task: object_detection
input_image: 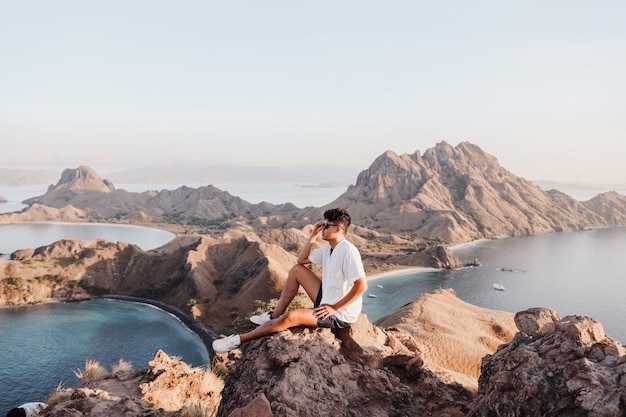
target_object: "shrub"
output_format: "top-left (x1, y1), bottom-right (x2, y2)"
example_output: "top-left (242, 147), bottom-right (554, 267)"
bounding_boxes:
top-left (73, 359), bottom-right (110, 383)
top-left (180, 400), bottom-right (216, 417)
top-left (111, 358), bottom-right (133, 374)
top-left (8, 277), bottom-right (23, 286)
top-left (46, 382), bottom-right (72, 407)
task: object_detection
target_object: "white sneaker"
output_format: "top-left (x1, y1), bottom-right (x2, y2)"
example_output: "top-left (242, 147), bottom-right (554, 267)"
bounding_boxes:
top-left (212, 334), bottom-right (241, 353)
top-left (250, 311), bottom-right (274, 325)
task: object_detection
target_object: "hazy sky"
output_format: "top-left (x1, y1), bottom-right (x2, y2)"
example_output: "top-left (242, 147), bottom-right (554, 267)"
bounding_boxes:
top-left (1, 1), bottom-right (625, 184)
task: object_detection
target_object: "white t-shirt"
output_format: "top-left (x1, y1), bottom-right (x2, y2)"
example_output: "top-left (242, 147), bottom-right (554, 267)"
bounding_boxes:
top-left (308, 238), bottom-right (366, 324)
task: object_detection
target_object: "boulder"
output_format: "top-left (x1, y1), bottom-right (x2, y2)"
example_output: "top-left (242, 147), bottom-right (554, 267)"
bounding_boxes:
top-left (469, 311), bottom-right (626, 416)
top-left (514, 307), bottom-right (561, 338)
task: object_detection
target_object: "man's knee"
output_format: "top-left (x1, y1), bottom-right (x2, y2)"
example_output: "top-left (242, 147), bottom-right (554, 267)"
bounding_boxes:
top-left (288, 263), bottom-right (308, 277)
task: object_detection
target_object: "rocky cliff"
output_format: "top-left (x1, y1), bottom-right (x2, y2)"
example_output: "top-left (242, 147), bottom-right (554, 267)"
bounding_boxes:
top-left (468, 308), bottom-right (626, 416)
top-left (37, 290), bottom-right (626, 417)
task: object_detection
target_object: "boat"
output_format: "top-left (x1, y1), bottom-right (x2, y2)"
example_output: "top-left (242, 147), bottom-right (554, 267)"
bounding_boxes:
top-left (493, 283), bottom-right (505, 291)
top-left (367, 294), bottom-right (378, 298)
top-left (376, 284), bottom-right (384, 288)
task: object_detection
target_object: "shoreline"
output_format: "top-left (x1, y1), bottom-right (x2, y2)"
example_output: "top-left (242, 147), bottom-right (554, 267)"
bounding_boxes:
top-left (100, 295), bottom-right (218, 361)
top-left (366, 266), bottom-right (438, 282)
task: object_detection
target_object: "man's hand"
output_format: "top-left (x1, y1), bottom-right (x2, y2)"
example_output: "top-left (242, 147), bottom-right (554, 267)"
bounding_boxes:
top-left (314, 304), bottom-right (337, 320)
top-left (310, 222), bottom-right (324, 240)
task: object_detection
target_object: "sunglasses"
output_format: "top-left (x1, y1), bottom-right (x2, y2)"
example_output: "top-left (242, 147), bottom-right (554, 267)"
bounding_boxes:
top-left (322, 222), bottom-right (341, 230)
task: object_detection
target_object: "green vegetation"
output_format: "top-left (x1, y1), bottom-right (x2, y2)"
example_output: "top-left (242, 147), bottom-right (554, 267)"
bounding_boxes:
top-left (7, 277), bottom-right (23, 286)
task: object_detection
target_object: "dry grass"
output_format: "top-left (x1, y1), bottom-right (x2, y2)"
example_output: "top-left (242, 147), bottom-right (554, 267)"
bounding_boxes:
top-left (180, 400), bottom-right (216, 417)
top-left (46, 382), bottom-right (73, 407)
top-left (73, 358), bottom-right (110, 383)
top-left (111, 358), bottom-right (133, 374)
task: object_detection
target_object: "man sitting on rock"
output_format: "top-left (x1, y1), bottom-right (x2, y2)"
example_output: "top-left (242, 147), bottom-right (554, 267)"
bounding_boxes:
top-left (212, 207), bottom-right (368, 353)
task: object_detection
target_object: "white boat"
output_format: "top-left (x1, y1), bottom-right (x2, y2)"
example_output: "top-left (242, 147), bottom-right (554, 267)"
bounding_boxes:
top-left (367, 294), bottom-right (378, 298)
top-left (376, 284), bottom-right (384, 288)
top-left (493, 283), bottom-right (505, 291)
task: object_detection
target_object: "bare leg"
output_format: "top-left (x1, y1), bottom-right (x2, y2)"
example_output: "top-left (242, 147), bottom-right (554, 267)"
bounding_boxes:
top-left (241, 308), bottom-right (318, 343)
top-left (271, 264), bottom-right (321, 318)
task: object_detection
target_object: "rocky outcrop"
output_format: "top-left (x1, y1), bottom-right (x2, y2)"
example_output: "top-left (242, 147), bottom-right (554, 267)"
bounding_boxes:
top-left (42, 350), bottom-right (223, 417)
top-left (468, 307), bottom-right (626, 416)
top-left (216, 314), bottom-right (474, 417)
top-left (32, 290), bottom-right (626, 417)
top-left (0, 195), bottom-right (7, 203)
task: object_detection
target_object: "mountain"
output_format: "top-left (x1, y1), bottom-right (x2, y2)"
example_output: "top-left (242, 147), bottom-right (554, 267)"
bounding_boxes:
top-left (7, 142), bottom-right (626, 245)
top-left (22, 166), bottom-right (298, 223)
top-left (324, 141), bottom-right (623, 243)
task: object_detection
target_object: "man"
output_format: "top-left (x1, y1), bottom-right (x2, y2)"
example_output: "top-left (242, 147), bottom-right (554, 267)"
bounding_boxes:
top-left (6, 402), bottom-right (47, 417)
top-left (212, 207), bottom-right (367, 353)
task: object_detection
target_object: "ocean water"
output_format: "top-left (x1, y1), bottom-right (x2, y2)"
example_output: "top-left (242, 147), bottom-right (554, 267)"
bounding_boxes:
top-left (0, 222), bottom-right (175, 260)
top-left (363, 227), bottom-right (626, 344)
top-left (0, 299), bottom-right (209, 415)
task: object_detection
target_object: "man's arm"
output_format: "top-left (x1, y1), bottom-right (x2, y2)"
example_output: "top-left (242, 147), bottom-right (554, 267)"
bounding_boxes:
top-left (332, 277), bottom-right (368, 312)
top-left (297, 222), bottom-right (324, 264)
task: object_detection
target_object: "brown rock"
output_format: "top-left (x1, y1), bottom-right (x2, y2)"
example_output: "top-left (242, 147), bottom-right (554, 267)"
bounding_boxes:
top-left (557, 315), bottom-right (606, 346)
top-left (227, 394), bottom-right (273, 417)
top-left (514, 307), bottom-right (561, 338)
top-left (469, 313), bottom-right (626, 416)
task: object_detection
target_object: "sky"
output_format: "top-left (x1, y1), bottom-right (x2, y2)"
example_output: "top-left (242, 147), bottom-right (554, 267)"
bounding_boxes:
top-left (1, 1), bottom-right (625, 185)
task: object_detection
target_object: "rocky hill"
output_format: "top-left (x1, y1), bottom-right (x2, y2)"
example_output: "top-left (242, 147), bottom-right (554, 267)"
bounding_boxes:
top-left (20, 165), bottom-right (298, 224)
top-left (0, 227), bottom-right (460, 330)
top-left (36, 290), bottom-right (626, 417)
top-left (325, 142), bottom-right (624, 243)
top-left (7, 142), bottom-right (626, 247)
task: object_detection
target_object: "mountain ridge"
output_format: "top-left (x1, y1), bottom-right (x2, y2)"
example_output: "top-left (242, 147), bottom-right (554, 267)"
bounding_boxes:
top-left (7, 141), bottom-right (626, 246)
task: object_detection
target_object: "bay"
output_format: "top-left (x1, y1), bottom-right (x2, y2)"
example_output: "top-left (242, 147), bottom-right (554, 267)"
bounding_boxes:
top-left (0, 222), bottom-right (175, 260)
top-left (0, 299), bottom-right (209, 415)
top-left (363, 227), bottom-right (626, 344)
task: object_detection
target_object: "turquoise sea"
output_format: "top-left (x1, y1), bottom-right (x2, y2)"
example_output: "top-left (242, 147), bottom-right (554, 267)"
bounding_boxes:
top-left (0, 299), bottom-right (209, 415)
top-left (364, 227), bottom-right (626, 344)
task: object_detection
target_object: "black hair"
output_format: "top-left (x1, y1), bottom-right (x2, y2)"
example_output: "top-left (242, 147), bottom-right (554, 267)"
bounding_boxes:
top-left (323, 208), bottom-right (351, 231)
top-left (6, 408), bottom-right (26, 417)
